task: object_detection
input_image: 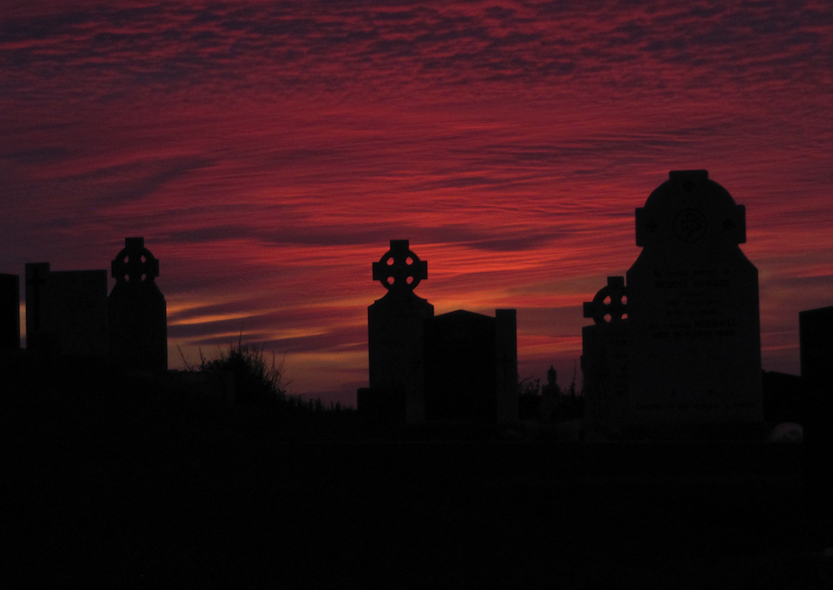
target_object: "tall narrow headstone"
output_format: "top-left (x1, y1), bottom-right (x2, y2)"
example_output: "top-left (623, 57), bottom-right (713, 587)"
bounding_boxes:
top-left (800, 306), bottom-right (833, 518)
top-left (108, 237), bottom-right (167, 373)
top-left (25, 262), bottom-right (109, 357)
top-left (626, 170), bottom-right (762, 425)
top-left (495, 308), bottom-right (519, 423)
top-left (0, 273), bottom-right (20, 350)
top-left (365, 240), bottom-right (433, 423)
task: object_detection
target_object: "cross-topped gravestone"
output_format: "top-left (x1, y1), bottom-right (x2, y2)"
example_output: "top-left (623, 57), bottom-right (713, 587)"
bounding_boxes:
top-left (583, 276), bottom-right (628, 325)
top-left (112, 237), bottom-right (160, 285)
top-left (626, 170), bottom-right (762, 426)
top-left (582, 276), bottom-right (630, 434)
top-left (108, 237), bottom-right (167, 373)
top-left (363, 240), bottom-right (434, 422)
top-left (372, 239), bottom-right (428, 293)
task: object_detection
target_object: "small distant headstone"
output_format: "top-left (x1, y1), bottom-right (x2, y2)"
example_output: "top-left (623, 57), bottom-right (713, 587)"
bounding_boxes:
top-left (800, 305), bottom-right (833, 518)
top-left (25, 262), bottom-right (108, 357)
top-left (0, 273), bottom-right (20, 350)
top-left (423, 309), bottom-right (518, 423)
top-left (626, 170), bottom-right (762, 425)
top-left (108, 237), bottom-right (167, 373)
top-left (365, 240), bottom-right (434, 422)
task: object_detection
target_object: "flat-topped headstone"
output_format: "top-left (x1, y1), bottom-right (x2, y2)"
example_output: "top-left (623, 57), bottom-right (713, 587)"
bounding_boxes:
top-left (25, 262), bottom-right (108, 357)
top-left (423, 309), bottom-right (518, 423)
top-left (365, 240), bottom-right (434, 422)
top-left (108, 237), bottom-right (168, 373)
top-left (0, 273), bottom-right (20, 350)
top-left (626, 170), bottom-right (762, 424)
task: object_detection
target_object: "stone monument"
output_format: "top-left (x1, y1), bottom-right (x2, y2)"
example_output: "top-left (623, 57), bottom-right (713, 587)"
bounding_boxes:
top-left (626, 170), bottom-right (762, 425)
top-left (799, 305), bottom-right (833, 518)
top-left (108, 237), bottom-right (168, 374)
top-left (364, 240), bottom-right (434, 423)
top-left (582, 276), bottom-right (630, 432)
top-left (0, 273), bottom-right (20, 350)
top-left (423, 309), bottom-right (518, 423)
top-left (25, 262), bottom-right (109, 358)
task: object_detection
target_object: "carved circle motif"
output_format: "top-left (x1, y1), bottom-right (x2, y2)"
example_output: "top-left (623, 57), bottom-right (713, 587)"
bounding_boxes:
top-left (587, 282), bottom-right (627, 325)
top-left (673, 208), bottom-right (707, 243)
top-left (112, 242), bottom-right (159, 284)
top-left (373, 242), bottom-right (426, 292)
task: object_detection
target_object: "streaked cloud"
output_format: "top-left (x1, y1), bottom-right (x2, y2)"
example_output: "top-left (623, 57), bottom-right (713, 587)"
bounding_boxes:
top-left (1, 1), bottom-right (831, 403)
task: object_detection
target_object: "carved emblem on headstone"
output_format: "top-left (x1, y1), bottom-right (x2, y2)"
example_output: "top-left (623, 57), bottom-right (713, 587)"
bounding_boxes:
top-left (112, 237), bottom-right (159, 284)
top-left (673, 208), bottom-right (707, 242)
top-left (583, 276), bottom-right (627, 325)
top-left (108, 237), bottom-right (167, 373)
top-left (372, 239), bottom-right (427, 292)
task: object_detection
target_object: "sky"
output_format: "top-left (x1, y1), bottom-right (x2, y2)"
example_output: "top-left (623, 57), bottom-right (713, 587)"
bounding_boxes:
top-left (2, 0), bottom-right (832, 405)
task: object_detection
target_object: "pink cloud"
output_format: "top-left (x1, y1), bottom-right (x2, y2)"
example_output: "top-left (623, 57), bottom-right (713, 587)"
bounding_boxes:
top-left (1, 1), bottom-right (831, 404)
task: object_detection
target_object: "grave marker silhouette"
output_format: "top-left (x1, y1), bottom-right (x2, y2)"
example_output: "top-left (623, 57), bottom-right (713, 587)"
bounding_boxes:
top-left (24, 262), bottom-right (108, 358)
top-left (361, 240), bottom-right (519, 424)
top-left (423, 308), bottom-right (518, 423)
top-left (364, 240), bottom-right (434, 422)
top-left (799, 306), bottom-right (833, 518)
top-left (582, 171), bottom-right (763, 435)
top-left (108, 237), bottom-right (167, 374)
top-left (627, 170), bottom-right (762, 425)
top-left (582, 276), bottom-right (630, 432)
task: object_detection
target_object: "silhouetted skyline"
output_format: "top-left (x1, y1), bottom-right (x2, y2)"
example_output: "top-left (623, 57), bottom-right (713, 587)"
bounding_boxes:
top-left (2, 1), bottom-right (832, 405)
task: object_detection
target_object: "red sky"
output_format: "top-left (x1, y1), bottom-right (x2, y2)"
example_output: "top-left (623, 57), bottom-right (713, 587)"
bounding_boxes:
top-left (2, 1), bottom-right (832, 404)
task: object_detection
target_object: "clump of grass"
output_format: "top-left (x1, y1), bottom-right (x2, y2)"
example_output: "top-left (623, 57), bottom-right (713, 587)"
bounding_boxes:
top-left (180, 336), bottom-right (349, 412)
top-left (181, 336), bottom-right (287, 406)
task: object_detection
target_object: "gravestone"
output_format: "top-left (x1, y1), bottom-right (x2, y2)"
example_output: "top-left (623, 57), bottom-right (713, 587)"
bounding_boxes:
top-left (494, 309), bottom-right (519, 422)
top-left (0, 273), bottom-right (20, 350)
top-left (626, 170), bottom-right (762, 425)
top-left (365, 240), bottom-right (434, 423)
top-left (108, 237), bottom-right (168, 374)
top-left (25, 262), bottom-right (109, 357)
top-left (799, 306), bottom-right (833, 518)
top-left (423, 309), bottom-right (518, 423)
top-left (582, 276), bottom-right (630, 433)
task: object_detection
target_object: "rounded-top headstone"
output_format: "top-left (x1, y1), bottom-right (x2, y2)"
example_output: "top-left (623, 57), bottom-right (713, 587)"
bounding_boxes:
top-left (635, 170), bottom-right (746, 249)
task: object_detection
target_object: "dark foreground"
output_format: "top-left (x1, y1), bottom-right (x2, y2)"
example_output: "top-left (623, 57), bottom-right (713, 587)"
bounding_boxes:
top-left (5, 374), bottom-right (831, 588)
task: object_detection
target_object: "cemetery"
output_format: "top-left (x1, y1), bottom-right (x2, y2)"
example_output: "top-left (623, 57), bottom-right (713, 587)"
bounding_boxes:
top-left (3, 173), bottom-right (833, 587)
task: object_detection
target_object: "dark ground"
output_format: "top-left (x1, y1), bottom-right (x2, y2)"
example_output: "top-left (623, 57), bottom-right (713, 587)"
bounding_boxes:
top-left (4, 367), bottom-right (831, 588)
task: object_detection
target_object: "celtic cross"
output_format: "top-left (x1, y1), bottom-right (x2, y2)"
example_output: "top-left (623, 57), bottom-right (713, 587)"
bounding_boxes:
top-left (372, 240), bottom-right (427, 293)
top-left (583, 276), bottom-right (627, 325)
top-left (112, 237), bottom-right (159, 284)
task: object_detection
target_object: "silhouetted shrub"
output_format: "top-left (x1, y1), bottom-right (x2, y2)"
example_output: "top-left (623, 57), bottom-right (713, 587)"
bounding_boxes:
top-left (197, 339), bottom-right (288, 406)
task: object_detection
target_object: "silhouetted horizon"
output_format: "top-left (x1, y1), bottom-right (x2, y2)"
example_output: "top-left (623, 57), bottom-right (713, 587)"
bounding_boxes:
top-left (2, 1), bottom-right (831, 406)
